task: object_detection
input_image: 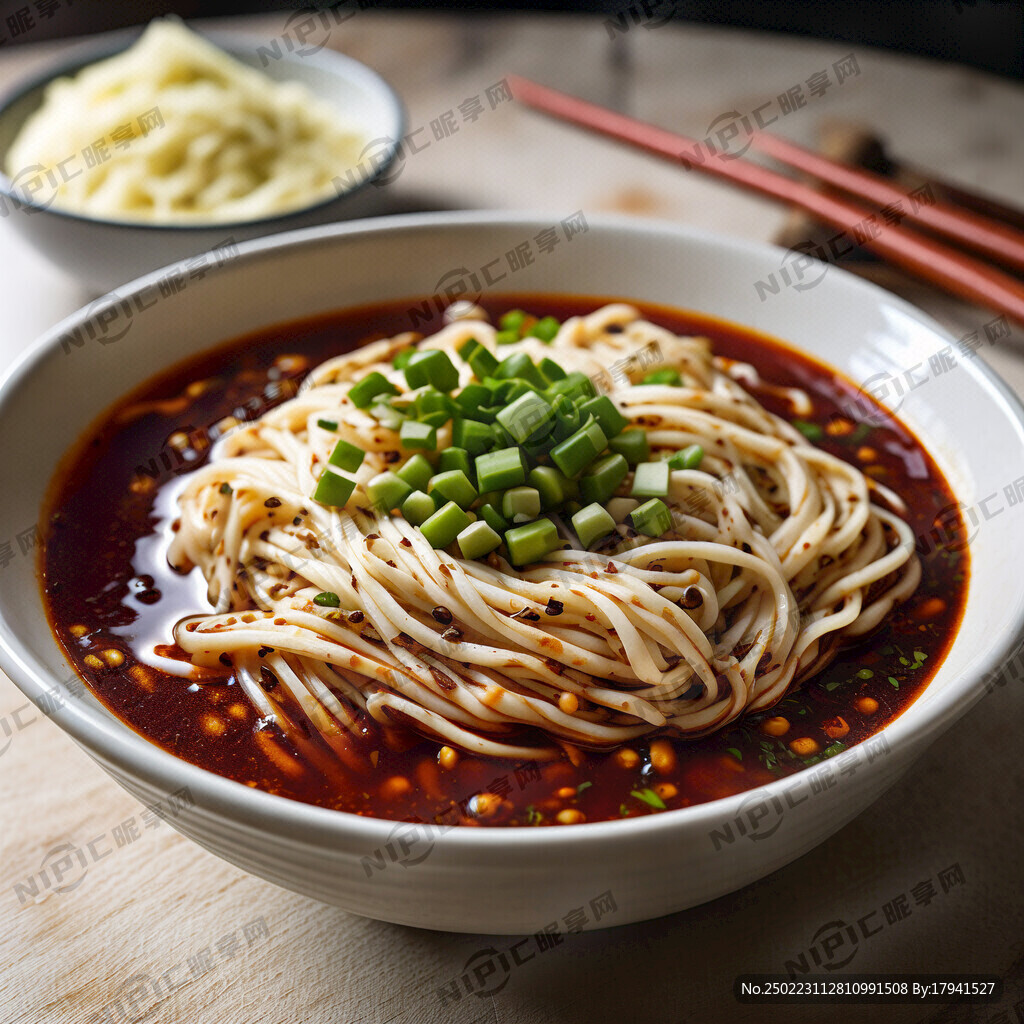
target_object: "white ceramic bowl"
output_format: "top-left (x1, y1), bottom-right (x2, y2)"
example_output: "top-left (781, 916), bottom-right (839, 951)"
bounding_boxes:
top-left (0, 26), bottom-right (404, 292)
top-left (1, 213), bottom-right (1022, 934)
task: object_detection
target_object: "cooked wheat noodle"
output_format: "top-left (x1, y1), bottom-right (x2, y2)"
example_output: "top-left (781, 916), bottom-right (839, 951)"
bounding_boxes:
top-left (165, 303), bottom-right (920, 760)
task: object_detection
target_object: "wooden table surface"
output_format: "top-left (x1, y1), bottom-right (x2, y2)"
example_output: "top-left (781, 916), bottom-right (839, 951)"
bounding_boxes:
top-left (2, 12), bottom-right (1023, 1024)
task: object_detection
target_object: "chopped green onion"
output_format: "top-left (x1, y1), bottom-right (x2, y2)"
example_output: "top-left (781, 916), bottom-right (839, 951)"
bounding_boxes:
top-left (219, 482), bottom-right (232, 495)
top-left (549, 394), bottom-right (582, 442)
top-left (392, 349), bottom-right (415, 370)
top-left (438, 446), bottom-right (473, 480)
top-left (349, 372), bottom-right (398, 408)
top-left (316, 418), bottom-right (338, 431)
top-left (400, 420), bottom-right (437, 451)
top-left (631, 461), bottom-right (670, 498)
top-left (547, 371), bottom-right (596, 404)
top-left (401, 489), bottom-right (437, 526)
top-left (609, 428), bottom-right (650, 466)
top-left (428, 469), bottom-right (478, 509)
top-left (478, 502), bottom-right (510, 534)
top-left (420, 501), bottom-right (472, 549)
top-left (495, 328), bottom-right (520, 346)
top-left (505, 518), bottom-right (561, 567)
top-left (606, 497), bottom-right (639, 523)
top-left (368, 402), bottom-right (405, 431)
top-left (538, 357), bottom-right (567, 384)
top-left (457, 520), bottom-right (502, 559)
top-left (550, 418), bottom-right (608, 478)
top-left (580, 452), bottom-right (629, 505)
top-left (578, 395), bottom-right (628, 440)
top-left (528, 315), bottom-right (560, 343)
top-left (404, 350), bottom-right (459, 392)
top-left (641, 368), bottom-right (682, 387)
top-left (630, 498), bottom-right (673, 537)
top-left (494, 352), bottom-right (546, 390)
top-left (455, 381), bottom-right (491, 413)
top-left (497, 391), bottom-right (554, 444)
top-left (667, 444), bottom-right (704, 471)
top-left (498, 309), bottom-right (527, 334)
top-left (396, 454), bottom-right (433, 492)
top-left (451, 418), bottom-right (494, 456)
top-left (528, 466), bottom-right (568, 510)
top-left (631, 787), bottom-right (666, 810)
top-left (792, 420), bottom-right (824, 441)
top-left (502, 486), bottom-right (542, 523)
top-left (366, 471), bottom-right (412, 512)
top-left (313, 591), bottom-right (341, 607)
top-left (476, 447), bottom-right (528, 492)
top-left (457, 337), bottom-right (482, 361)
top-left (572, 503), bottom-right (616, 549)
top-left (312, 466), bottom-right (355, 508)
top-left (468, 346), bottom-right (500, 379)
top-left (327, 438), bottom-right (365, 474)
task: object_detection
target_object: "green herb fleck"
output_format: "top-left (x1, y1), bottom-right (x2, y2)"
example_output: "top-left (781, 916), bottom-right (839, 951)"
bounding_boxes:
top-left (792, 420), bottom-right (824, 441)
top-left (889, 676), bottom-right (900, 688)
top-left (576, 781), bottom-right (593, 795)
top-left (630, 788), bottom-right (667, 810)
top-left (313, 591), bottom-right (341, 608)
top-left (725, 747), bottom-right (743, 761)
top-left (219, 482), bottom-right (232, 495)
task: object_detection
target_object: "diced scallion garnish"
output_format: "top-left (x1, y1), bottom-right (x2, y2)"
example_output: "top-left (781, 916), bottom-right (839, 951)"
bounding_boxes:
top-left (667, 444), bottom-right (704, 471)
top-left (457, 520), bottom-right (502, 559)
top-left (580, 452), bottom-right (628, 505)
top-left (396, 453), bottom-right (433, 492)
top-left (403, 350), bottom-right (459, 392)
top-left (313, 591), bottom-right (341, 607)
top-left (609, 428), bottom-right (649, 466)
top-left (328, 438), bottom-right (365, 473)
top-left (420, 501), bottom-right (472, 549)
top-left (312, 466), bottom-right (355, 507)
top-left (428, 470), bottom-right (478, 509)
top-left (630, 498), bottom-right (673, 537)
top-left (641, 368), bottom-right (682, 386)
top-left (550, 418), bottom-right (607, 478)
top-left (367, 471), bottom-right (412, 512)
top-left (339, 311), bottom-right (705, 564)
top-left (505, 518), bottom-right (560, 567)
top-left (400, 420), bottom-right (437, 451)
top-left (349, 372), bottom-right (398, 408)
top-left (502, 486), bottom-right (541, 523)
top-left (572, 503), bottom-right (616, 548)
top-left (401, 489), bottom-right (437, 526)
top-left (631, 461), bottom-right (670, 498)
top-left (476, 447), bottom-right (528, 492)
top-left (317, 418), bottom-right (338, 431)
top-left (528, 316), bottom-right (560, 342)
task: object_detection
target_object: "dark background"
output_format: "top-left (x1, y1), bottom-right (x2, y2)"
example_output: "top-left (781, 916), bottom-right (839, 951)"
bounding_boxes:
top-left (1, 0), bottom-right (1022, 80)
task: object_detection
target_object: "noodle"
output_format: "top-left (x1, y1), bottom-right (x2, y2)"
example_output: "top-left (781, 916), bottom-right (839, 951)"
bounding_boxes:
top-left (166, 304), bottom-right (921, 760)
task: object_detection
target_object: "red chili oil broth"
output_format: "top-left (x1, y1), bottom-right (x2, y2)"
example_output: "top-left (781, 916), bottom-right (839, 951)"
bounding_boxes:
top-left (40, 295), bottom-right (969, 827)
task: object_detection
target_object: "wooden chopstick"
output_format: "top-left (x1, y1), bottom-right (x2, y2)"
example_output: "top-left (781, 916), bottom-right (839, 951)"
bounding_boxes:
top-left (507, 74), bottom-right (1024, 327)
top-left (749, 131), bottom-right (1024, 275)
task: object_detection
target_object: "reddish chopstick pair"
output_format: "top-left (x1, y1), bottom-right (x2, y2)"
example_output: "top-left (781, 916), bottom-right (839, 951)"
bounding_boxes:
top-left (507, 74), bottom-right (1024, 328)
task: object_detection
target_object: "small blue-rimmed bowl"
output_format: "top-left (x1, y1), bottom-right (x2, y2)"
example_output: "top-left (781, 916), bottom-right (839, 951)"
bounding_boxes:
top-left (0, 25), bottom-right (405, 292)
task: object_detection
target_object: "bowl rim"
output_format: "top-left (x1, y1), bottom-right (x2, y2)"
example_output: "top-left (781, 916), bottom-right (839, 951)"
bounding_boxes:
top-left (0, 23), bottom-right (406, 231)
top-left (2, 209), bottom-right (1024, 851)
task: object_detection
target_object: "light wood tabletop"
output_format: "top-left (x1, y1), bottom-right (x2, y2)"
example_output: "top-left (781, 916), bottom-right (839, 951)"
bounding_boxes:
top-left (1, 11), bottom-right (1023, 1024)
